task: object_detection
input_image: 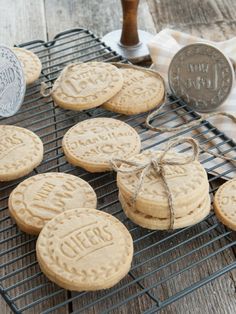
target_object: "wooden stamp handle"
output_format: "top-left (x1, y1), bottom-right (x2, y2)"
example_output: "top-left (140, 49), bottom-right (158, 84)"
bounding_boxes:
top-left (120, 0), bottom-right (140, 46)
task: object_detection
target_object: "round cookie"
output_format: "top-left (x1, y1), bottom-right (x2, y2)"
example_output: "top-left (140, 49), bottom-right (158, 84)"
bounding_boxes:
top-left (0, 125), bottom-right (43, 181)
top-left (213, 179), bottom-right (236, 231)
top-left (51, 62), bottom-right (123, 110)
top-left (117, 150), bottom-right (209, 217)
top-left (36, 208), bottom-right (133, 291)
top-left (9, 173), bottom-right (97, 235)
top-left (103, 64), bottom-right (165, 115)
top-left (120, 192), bottom-right (211, 230)
top-left (62, 117), bottom-right (141, 172)
top-left (12, 47), bottom-right (42, 85)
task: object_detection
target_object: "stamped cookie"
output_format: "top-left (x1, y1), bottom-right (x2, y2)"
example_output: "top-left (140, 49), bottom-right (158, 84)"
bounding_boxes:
top-left (12, 47), bottom-right (42, 85)
top-left (103, 63), bottom-right (165, 115)
top-left (214, 179), bottom-right (236, 230)
top-left (117, 150), bottom-right (209, 217)
top-left (0, 125), bottom-right (43, 181)
top-left (36, 208), bottom-right (133, 291)
top-left (9, 173), bottom-right (97, 235)
top-left (120, 193), bottom-right (211, 230)
top-left (51, 62), bottom-right (123, 110)
top-left (62, 117), bottom-right (141, 172)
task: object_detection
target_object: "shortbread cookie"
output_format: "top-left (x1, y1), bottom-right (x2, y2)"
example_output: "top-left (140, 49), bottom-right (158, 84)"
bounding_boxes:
top-left (103, 63), bottom-right (165, 115)
top-left (9, 173), bottom-right (97, 235)
top-left (120, 193), bottom-right (211, 230)
top-left (36, 208), bottom-right (133, 291)
top-left (0, 125), bottom-right (43, 181)
top-left (62, 117), bottom-right (141, 172)
top-left (117, 150), bottom-right (209, 217)
top-left (12, 47), bottom-right (42, 85)
top-left (51, 62), bottom-right (123, 110)
top-left (214, 179), bottom-right (236, 231)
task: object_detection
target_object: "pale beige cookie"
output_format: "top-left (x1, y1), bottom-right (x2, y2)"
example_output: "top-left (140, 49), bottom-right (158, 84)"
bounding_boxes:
top-left (0, 125), bottom-right (43, 181)
top-left (103, 64), bottom-right (165, 115)
top-left (36, 208), bottom-right (133, 291)
top-left (12, 47), bottom-right (42, 85)
top-left (9, 173), bottom-right (97, 235)
top-left (213, 179), bottom-right (236, 231)
top-left (120, 192), bottom-right (211, 230)
top-left (117, 150), bottom-right (209, 217)
top-left (62, 117), bottom-right (141, 172)
top-left (51, 62), bottom-right (123, 110)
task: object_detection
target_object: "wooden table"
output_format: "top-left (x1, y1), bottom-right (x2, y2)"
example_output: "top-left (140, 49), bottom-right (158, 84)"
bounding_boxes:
top-left (0, 1), bottom-right (236, 313)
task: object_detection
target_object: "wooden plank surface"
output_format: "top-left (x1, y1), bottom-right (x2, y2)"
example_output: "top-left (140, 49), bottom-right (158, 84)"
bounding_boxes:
top-left (0, 0), bottom-right (236, 314)
top-left (0, 0), bottom-right (47, 46)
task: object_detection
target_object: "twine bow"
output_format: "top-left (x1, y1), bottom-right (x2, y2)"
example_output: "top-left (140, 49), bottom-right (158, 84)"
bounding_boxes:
top-left (110, 137), bottom-right (199, 229)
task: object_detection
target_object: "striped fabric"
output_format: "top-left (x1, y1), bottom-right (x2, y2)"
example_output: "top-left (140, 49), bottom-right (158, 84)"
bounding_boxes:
top-left (148, 28), bottom-right (236, 141)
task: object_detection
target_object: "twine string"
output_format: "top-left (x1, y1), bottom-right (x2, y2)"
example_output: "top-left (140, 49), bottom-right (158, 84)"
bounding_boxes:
top-left (110, 137), bottom-right (199, 229)
top-left (145, 102), bottom-right (236, 133)
top-left (40, 62), bottom-right (81, 97)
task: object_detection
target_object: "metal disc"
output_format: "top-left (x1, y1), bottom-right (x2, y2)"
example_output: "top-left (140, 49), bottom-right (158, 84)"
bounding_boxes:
top-left (0, 46), bottom-right (25, 117)
top-left (168, 43), bottom-right (234, 112)
top-left (102, 29), bottom-right (153, 63)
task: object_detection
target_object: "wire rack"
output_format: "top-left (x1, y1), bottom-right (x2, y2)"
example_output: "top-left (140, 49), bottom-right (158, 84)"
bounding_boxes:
top-left (0, 28), bottom-right (236, 314)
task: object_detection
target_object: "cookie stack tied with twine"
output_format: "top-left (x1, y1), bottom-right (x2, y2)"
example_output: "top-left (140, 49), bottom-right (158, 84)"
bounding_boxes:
top-left (111, 137), bottom-right (211, 230)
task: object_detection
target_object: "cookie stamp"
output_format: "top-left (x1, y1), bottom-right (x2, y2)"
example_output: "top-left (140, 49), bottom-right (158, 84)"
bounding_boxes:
top-left (62, 117), bottom-right (141, 172)
top-left (9, 173), bottom-right (97, 234)
top-left (168, 43), bottom-right (234, 112)
top-left (36, 208), bottom-right (133, 291)
top-left (0, 46), bottom-right (25, 117)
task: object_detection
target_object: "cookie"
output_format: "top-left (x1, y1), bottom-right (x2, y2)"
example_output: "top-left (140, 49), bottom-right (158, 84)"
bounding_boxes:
top-left (12, 47), bottom-right (42, 85)
top-left (62, 117), bottom-right (141, 172)
top-left (51, 62), bottom-right (123, 110)
top-left (213, 179), bottom-right (236, 231)
top-left (120, 192), bottom-right (211, 230)
top-left (36, 208), bottom-right (133, 291)
top-left (0, 125), bottom-right (43, 181)
top-left (117, 150), bottom-right (209, 217)
top-left (103, 63), bottom-right (165, 115)
top-left (9, 173), bottom-right (97, 235)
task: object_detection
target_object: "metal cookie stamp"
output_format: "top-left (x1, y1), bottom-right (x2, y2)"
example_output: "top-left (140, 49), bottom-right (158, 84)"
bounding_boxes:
top-left (0, 46), bottom-right (25, 117)
top-left (168, 43), bottom-right (234, 112)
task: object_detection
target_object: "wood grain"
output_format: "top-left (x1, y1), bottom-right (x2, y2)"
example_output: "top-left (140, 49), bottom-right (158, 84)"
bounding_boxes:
top-left (44, 0), bottom-right (156, 39)
top-left (0, 0), bottom-right (47, 46)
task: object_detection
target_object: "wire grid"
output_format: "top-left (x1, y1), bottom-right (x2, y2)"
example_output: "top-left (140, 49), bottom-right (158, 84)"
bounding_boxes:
top-left (0, 28), bottom-right (236, 314)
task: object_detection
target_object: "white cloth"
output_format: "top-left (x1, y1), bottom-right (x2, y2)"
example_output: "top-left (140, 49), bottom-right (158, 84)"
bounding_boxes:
top-left (148, 28), bottom-right (236, 141)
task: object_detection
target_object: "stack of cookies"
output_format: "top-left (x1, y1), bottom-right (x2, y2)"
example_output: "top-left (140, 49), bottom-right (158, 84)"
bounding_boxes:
top-left (116, 150), bottom-right (211, 230)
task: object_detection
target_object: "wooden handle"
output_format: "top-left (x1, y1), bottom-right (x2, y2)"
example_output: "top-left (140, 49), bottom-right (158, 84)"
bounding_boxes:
top-left (120, 0), bottom-right (140, 46)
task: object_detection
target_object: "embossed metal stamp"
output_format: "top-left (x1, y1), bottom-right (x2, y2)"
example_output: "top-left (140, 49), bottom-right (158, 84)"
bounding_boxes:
top-left (0, 46), bottom-right (25, 117)
top-left (168, 43), bottom-right (234, 112)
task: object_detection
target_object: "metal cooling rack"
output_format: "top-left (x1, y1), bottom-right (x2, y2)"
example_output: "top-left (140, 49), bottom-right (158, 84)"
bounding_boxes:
top-left (0, 28), bottom-right (236, 314)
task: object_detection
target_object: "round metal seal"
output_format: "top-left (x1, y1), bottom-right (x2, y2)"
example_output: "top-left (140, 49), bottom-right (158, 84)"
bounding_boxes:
top-left (168, 43), bottom-right (234, 112)
top-left (0, 46), bottom-right (25, 117)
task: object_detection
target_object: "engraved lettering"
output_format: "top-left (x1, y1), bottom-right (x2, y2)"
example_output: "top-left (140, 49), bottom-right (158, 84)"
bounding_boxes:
top-left (34, 182), bottom-right (56, 201)
top-left (60, 224), bottom-right (113, 259)
top-left (0, 133), bottom-right (24, 158)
